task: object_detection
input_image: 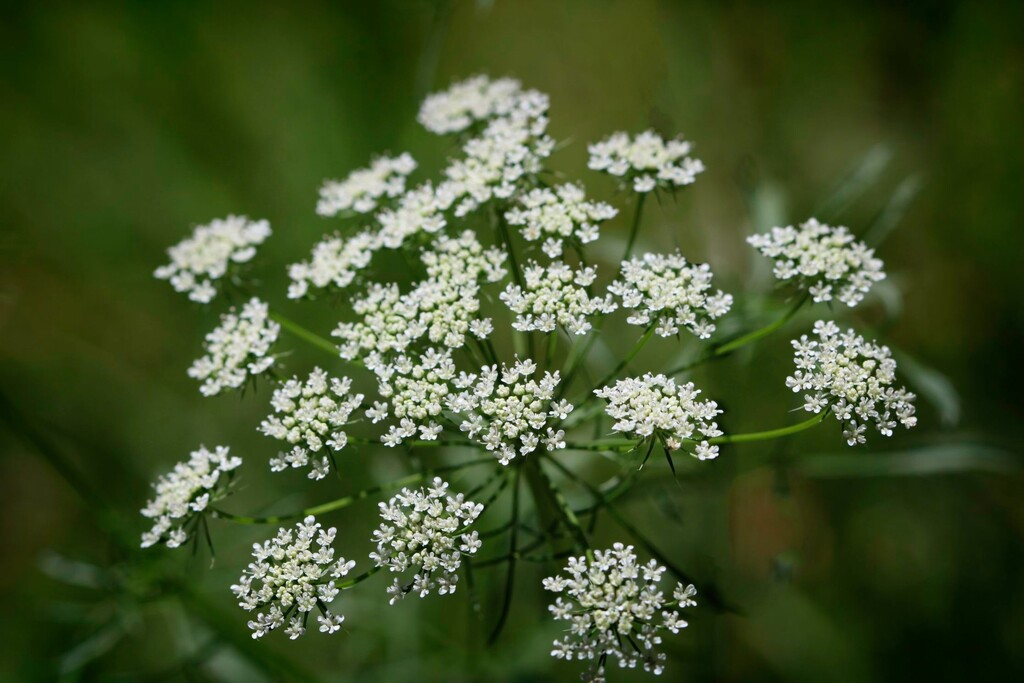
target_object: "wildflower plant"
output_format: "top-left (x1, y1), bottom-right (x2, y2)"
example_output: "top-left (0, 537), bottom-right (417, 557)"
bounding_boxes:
top-left (143, 75), bottom-right (921, 681)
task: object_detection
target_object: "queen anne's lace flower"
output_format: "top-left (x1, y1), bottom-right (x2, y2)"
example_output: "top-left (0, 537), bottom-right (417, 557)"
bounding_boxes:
top-left (787, 320), bottom-right (917, 445)
top-left (588, 130), bottom-right (704, 193)
top-left (371, 348), bottom-right (456, 447)
top-left (140, 445), bottom-right (241, 549)
top-left (747, 218), bottom-right (886, 307)
top-left (376, 182), bottom-right (448, 249)
top-left (370, 477), bottom-right (483, 604)
top-left (231, 516), bottom-right (355, 640)
top-left (259, 368), bottom-right (365, 480)
top-left (187, 298), bottom-right (279, 396)
top-left (500, 261), bottom-right (617, 335)
top-left (595, 373), bottom-right (723, 458)
top-left (418, 75), bottom-right (529, 135)
top-left (317, 153), bottom-right (417, 217)
top-left (445, 358), bottom-right (571, 465)
top-left (287, 229), bottom-right (382, 299)
top-left (505, 183), bottom-right (617, 258)
top-left (610, 252), bottom-right (733, 339)
top-left (543, 543), bottom-right (698, 683)
top-left (155, 215), bottom-right (271, 303)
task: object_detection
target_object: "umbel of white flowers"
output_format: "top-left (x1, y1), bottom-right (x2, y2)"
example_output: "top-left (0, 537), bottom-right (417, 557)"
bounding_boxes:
top-left (543, 543), bottom-right (698, 683)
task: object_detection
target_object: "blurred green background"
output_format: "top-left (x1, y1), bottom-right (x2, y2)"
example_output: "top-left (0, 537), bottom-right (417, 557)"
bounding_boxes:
top-left (1, 0), bottom-right (1022, 681)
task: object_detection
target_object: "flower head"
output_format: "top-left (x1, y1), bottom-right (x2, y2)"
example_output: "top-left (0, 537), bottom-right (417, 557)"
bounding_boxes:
top-left (316, 153), bottom-right (417, 217)
top-left (747, 218), bottom-right (886, 307)
top-left (287, 229), bottom-right (382, 299)
top-left (588, 130), bottom-right (704, 193)
top-left (787, 320), bottom-right (917, 445)
top-left (154, 215), bottom-right (271, 303)
top-left (543, 543), bottom-right (698, 682)
top-left (418, 75), bottom-right (533, 135)
top-left (140, 445), bottom-right (241, 549)
top-left (595, 373), bottom-right (723, 457)
top-left (500, 261), bottom-right (617, 336)
top-left (187, 298), bottom-right (279, 396)
top-left (231, 516), bottom-right (355, 640)
top-left (372, 347), bottom-right (456, 447)
top-left (505, 183), bottom-right (617, 258)
top-left (259, 368), bottom-right (365, 480)
top-left (610, 252), bottom-right (733, 339)
top-left (370, 477), bottom-right (484, 604)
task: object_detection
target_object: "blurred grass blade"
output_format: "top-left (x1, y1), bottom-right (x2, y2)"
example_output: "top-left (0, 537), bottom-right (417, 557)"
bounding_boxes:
top-left (59, 620), bottom-right (129, 675)
top-left (864, 174), bottom-right (924, 246)
top-left (815, 144), bottom-right (893, 220)
top-left (893, 349), bottom-right (961, 427)
top-left (793, 443), bottom-right (1018, 478)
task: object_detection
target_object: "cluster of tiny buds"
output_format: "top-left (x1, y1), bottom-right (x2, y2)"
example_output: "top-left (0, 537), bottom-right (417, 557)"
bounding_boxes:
top-left (501, 261), bottom-right (617, 336)
top-left (504, 182), bottom-right (617, 258)
top-left (154, 215), bottom-right (271, 303)
top-left (187, 297), bottom-right (279, 396)
top-left (259, 368), bottom-right (364, 480)
top-left (370, 478), bottom-right (483, 604)
top-left (231, 516), bottom-right (356, 640)
top-left (316, 153), bottom-right (416, 217)
top-left (595, 373), bottom-right (723, 459)
top-left (748, 218), bottom-right (886, 307)
top-left (610, 252), bottom-right (733, 339)
top-left (787, 320), bottom-right (917, 445)
top-left (140, 445), bottom-right (241, 549)
top-left (588, 130), bottom-right (704, 193)
top-left (543, 543), bottom-right (698, 683)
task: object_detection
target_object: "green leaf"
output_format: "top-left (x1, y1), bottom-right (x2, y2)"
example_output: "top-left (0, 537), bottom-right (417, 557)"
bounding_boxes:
top-left (893, 349), bottom-right (961, 427)
top-left (815, 144), bottom-right (893, 220)
top-left (864, 174), bottom-right (923, 246)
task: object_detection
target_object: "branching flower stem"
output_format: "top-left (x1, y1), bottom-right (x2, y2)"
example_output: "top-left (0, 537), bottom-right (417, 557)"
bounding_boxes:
top-left (590, 323), bottom-right (657, 393)
top-left (622, 192), bottom-right (647, 261)
top-left (268, 310), bottom-right (342, 359)
top-left (488, 465), bottom-right (521, 645)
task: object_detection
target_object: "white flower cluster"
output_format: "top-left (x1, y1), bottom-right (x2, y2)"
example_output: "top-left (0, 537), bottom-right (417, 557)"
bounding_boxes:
top-left (287, 229), bottom-right (381, 299)
top-left (333, 233), bottom-right (505, 360)
top-left (154, 215), bottom-right (271, 303)
top-left (375, 181), bottom-right (448, 248)
top-left (140, 445), bottom-right (241, 549)
top-left (316, 153), bottom-right (416, 217)
top-left (259, 368), bottom-right (365, 480)
top-left (588, 130), bottom-right (704, 193)
top-left (543, 543), bottom-right (698, 683)
top-left (505, 183), bottom-right (617, 258)
top-left (595, 373), bottom-right (723, 459)
top-left (501, 261), bottom-right (617, 335)
top-left (370, 477), bottom-right (483, 604)
top-left (747, 218), bottom-right (886, 307)
top-left (787, 320), bottom-right (917, 445)
top-left (373, 348), bottom-right (455, 447)
top-left (231, 516), bottom-right (356, 640)
top-left (446, 358), bottom-right (572, 465)
top-left (610, 252), bottom-right (733, 339)
top-left (417, 74), bottom-right (529, 135)
top-left (187, 298), bottom-right (279, 396)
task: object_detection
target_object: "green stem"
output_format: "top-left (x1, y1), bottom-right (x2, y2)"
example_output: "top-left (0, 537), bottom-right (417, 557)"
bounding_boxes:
top-left (210, 457), bottom-right (495, 524)
top-left (623, 193), bottom-right (647, 261)
top-left (524, 458), bottom-right (590, 554)
top-left (591, 324), bottom-right (657, 393)
top-left (337, 564), bottom-right (383, 589)
top-left (269, 311), bottom-right (343, 359)
top-left (488, 465), bottom-right (521, 645)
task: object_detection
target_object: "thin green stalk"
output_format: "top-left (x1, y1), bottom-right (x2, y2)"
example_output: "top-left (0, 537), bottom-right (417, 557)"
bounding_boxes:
top-left (210, 457), bottom-right (495, 525)
top-left (591, 323), bottom-right (657, 393)
top-left (623, 193), bottom-right (647, 261)
top-left (269, 311), bottom-right (343, 359)
top-left (488, 465), bottom-right (521, 645)
top-left (337, 564), bottom-right (383, 589)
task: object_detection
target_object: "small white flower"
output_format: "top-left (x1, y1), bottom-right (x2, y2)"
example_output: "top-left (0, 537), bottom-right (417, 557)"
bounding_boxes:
top-left (786, 320), bottom-right (917, 444)
top-left (418, 75), bottom-right (536, 135)
top-left (370, 477), bottom-right (484, 604)
top-left (500, 261), bottom-right (617, 336)
top-left (505, 183), bottom-right (617, 258)
top-left (155, 215), bottom-right (271, 303)
top-left (543, 543), bottom-right (698, 682)
top-left (317, 153), bottom-right (416, 217)
top-left (287, 229), bottom-right (382, 299)
top-left (140, 445), bottom-right (242, 549)
top-left (187, 298), bottom-right (279, 396)
top-left (747, 218), bottom-right (886, 307)
top-left (588, 130), bottom-right (704, 194)
top-left (231, 516), bottom-right (355, 640)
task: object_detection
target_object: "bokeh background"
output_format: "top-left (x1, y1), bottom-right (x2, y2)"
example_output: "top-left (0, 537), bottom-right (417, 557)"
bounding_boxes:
top-left (1, 0), bottom-right (1022, 681)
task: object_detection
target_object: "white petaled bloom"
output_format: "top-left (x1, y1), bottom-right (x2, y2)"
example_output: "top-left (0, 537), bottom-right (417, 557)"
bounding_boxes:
top-left (154, 215), bottom-right (271, 303)
top-left (187, 298), bottom-right (279, 396)
top-left (417, 74), bottom-right (528, 135)
top-left (505, 183), bottom-right (618, 258)
top-left (445, 358), bottom-right (572, 465)
top-left (316, 153), bottom-right (417, 217)
top-left (437, 91), bottom-right (554, 217)
top-left (500, 261), bottom-right (617, 336)
top-left (140, 445), bottom-right (242, 549)
top-left (259, 368), bottom-right (365, 480)
top-left (610, 252), bottom-right (733, 339)
top-left (588, 130), bottom-right (704, 194)
top-left (333, 232), bottom-right (507, 360)
top-left (543, 543), bottom-right (698, 682)
top-left (370, 477), bottom-right (484, 604)
top-left (786, 320), bottom-right (917, 445)
top-left (594, 373), bottom-right (723, 459)
top-left (372, 348), bottom-right (456, 447)
top-left (287, 229), bottom-right (382, 299)
top-left (747, 218), bottom-right (886, 307)
top-left (231, 516), bottom-right (355, 640)
top-left (376, 182), bottom-right (448, 249)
